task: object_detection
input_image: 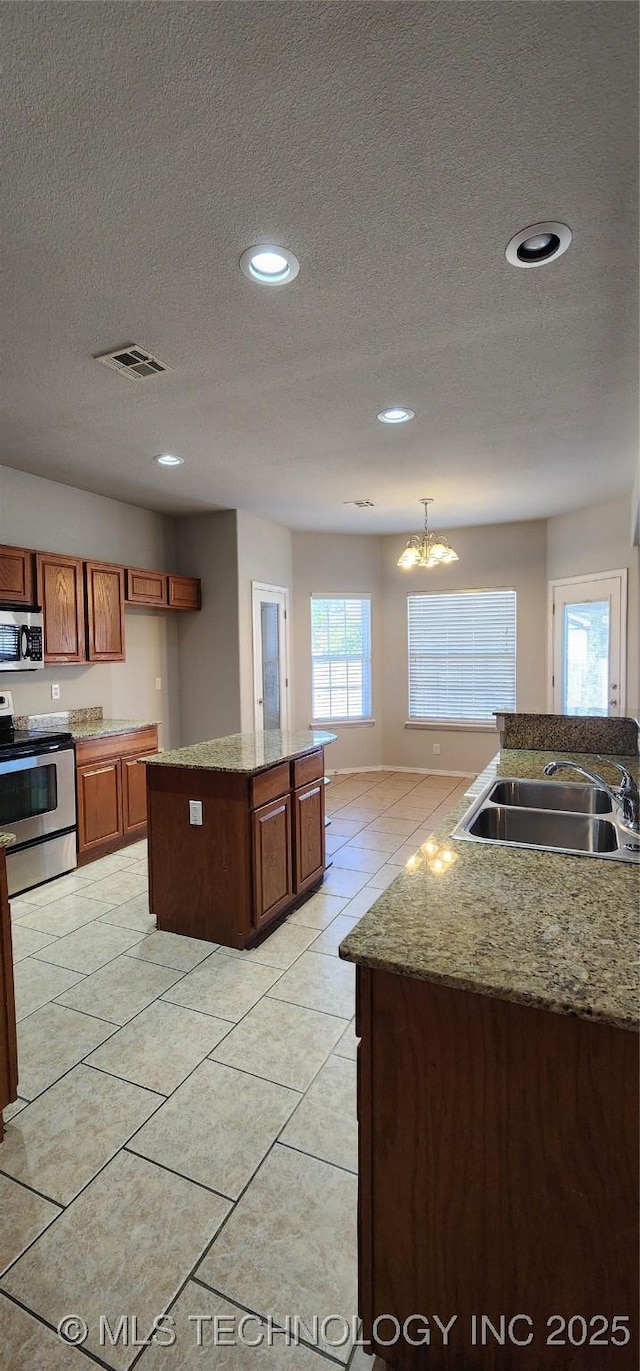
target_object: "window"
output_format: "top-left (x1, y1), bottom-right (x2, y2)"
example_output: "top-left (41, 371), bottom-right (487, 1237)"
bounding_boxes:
top-left (408, 589), bottom-right (516, 723)
top-left (311, 595), bottom-right (372, 721)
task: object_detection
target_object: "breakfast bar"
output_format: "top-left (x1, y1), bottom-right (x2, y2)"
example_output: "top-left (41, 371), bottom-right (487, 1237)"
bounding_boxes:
top-left (145, 729), bottom-right (336, 948)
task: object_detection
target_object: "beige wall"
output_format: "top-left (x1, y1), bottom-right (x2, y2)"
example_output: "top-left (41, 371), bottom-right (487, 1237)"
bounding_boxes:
top-left (547, 495), bottom-right (640, 716)
top-left (382, 519), bottom-right (548, 773)
top-left (291, 532), bottom-right (384, 770)
top-left (0, 465), bottom-right (180, 747)
top-left (174, 510), bottom-right (242, 744)
top-left (236, 512), bottom-right (293, 732)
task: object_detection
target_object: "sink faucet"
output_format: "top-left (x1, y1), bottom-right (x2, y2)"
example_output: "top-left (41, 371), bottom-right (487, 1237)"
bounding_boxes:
top-left (543, 759), bottom-right (640, 833)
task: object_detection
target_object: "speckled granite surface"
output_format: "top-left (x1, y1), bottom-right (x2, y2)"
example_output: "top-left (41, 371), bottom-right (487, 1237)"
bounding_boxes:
top-left (70, 719), bottom-right (158, 740)
top-left (495, 712), bottom-right (639, 755)
top-left (340, 749), bottom-right (639, 1031)
top-left (0, 833), bottom-right (15, 848)
top-left (13, 708), bottom-right (158, 740)
top-left (145, 729), bottom-right (337, 774)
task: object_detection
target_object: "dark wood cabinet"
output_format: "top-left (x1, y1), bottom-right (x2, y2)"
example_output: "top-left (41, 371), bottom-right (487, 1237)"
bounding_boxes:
top-left (77, 760), bottom-right (122, 852)
top-left (36, 552), bottom-right (86, 663)
top-left (252, 794), bottom-right (294, 927)
top-left (148, 746), bottom-right (327, 948)
top-left (0, 544), bottom-right (35, 606)
top-left (76, 727), bottom-right (158, 863)
top-left (85, 561), bottom-right (125, 661)
top-left (167, 574), bottom-right (201, 610)
top-left (293, 781), bottom-right (325, 893)
top-left (125, 567), bottom-right (168, 608)
top-left (356, 965), bottom-right (639, 1370)
top-left (0, 849), bottom-right (18, 1144)
top-left (122, 752), bottom-right (154, 835)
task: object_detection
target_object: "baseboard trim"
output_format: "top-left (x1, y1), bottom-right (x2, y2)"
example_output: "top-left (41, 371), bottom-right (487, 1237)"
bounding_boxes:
top-left (327, 765), bottom-right (474, 779)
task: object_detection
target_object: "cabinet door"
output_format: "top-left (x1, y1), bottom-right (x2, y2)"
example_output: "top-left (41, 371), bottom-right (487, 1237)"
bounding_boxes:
top-left (36, 553), bottom-right (86, 663)
top-left (85, 562), bottom-right (125, 661)
top-left (293, 781), bottom-right (325, 893)
top-left (0, 545), bottom-right (35, 606)
top-left (252, 794), bottom-right (293, 928)
top-left (77, 760), bottom-right (123, 853)
top-left (167, 575), bottom-right (201, 610)
top-left (125, 567), bottom-right (168, 607)
top-left (122, 753), bottom-right (153, 835)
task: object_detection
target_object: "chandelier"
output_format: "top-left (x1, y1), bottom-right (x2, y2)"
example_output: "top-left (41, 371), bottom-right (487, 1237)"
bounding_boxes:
top-left (397, 498), bottom-right (459, 570)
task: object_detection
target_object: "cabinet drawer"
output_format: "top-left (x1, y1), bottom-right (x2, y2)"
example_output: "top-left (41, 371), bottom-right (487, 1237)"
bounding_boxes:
top-left (250, 762), bottom-right (291, 809)
top-left (75, 727), bottom-right (158, 768)
top-left (292, 750), bottom-right (324, 789)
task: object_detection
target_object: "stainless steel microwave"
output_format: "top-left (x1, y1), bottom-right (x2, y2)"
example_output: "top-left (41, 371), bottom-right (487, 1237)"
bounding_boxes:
top-left (0, 607), bottom-right (44, 670)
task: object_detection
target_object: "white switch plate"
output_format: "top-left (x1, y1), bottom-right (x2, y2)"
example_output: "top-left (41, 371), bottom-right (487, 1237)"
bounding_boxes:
top-left (189, 799), bottom-right (203, 826)
top-left (51, 684), bottom-right (60, 701)
top-left (155, 677), bottom-right (162, 691)
top-left (432, 743), bottom-right (441, 755)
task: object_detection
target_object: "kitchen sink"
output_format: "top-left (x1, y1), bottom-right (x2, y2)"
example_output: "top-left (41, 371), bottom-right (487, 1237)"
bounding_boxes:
top-left (451, 775), bottom-right (640, 863)
top-left (467, 806), bottom-right (619, 853)
top-left (487, 779), bottom-right (613, 814)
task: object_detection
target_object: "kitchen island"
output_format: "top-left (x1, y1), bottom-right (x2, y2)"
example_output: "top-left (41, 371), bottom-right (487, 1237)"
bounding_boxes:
top-left (145, 729), bottom-right (336, 948)
top-left (340, 749), bottom-right (639, 1370)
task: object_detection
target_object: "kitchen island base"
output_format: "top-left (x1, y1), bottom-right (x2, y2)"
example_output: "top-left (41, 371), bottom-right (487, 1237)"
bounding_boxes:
top-left (147, 745), bottom-right (327, 948)
top-left (357, 965), bottom-right (638, 1370)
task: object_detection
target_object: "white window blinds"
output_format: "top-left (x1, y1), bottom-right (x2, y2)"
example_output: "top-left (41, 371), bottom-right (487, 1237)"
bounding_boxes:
top-left (311, 596), bottom-right (372, 721)
top-left (408, 589), bottom-right (516, 723)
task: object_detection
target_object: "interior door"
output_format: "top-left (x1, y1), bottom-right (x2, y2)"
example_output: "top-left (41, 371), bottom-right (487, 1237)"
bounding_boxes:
top-left (252, 583), bottom-right (289, 731)
top-left (551, 572), bottom-right (626, 716)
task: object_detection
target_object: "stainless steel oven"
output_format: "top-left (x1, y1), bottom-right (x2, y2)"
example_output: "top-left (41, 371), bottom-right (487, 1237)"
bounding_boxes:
top-left (0, 691), bottom-right (77, 895)
top-left (0, 607), bottom-right (44, 670)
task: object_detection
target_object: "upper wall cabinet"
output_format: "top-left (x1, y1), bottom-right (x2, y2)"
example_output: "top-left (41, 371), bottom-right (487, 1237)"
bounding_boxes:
top-left (125, 567), bottom-right (168, 608)
top-left (36, 552), bottom-right (86, 664)
top-left (85, 562), bottom-right (125, 662)
top-left (0, 545), bottom-right (36, 606)
top-left (167, 574), bottom-right (202, 611)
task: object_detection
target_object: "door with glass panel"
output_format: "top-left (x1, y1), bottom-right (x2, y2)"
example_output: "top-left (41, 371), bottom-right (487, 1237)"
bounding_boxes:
top-left (252, 584), bottom-right (289, 732)
top-left (551, 571), bottom-right (626, 716)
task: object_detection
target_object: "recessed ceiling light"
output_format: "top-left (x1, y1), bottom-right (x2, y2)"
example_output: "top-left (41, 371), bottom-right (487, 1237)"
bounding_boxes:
top-left (377, 407), bottom-right (415, 424)
top-left (239, 244), bottom-right (300, 285)
top-left (153, 453), bottom-right (184, 467)
top-left (505, 221), bottom-right (572, 268)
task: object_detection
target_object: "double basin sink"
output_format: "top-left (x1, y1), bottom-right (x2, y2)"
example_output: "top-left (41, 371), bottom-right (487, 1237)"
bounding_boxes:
top-left (452, 778), bottom-right (640, 864)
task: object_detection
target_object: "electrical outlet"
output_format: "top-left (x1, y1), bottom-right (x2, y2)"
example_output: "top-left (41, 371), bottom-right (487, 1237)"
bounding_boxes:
top-left (432, 743), bottom-right (441, 755)
top-left (189, 799), bottom-right (203, 826)
top-left (155, 677), bottom-right (162, 691)
top-left (51, 684), bottom-right (60, 701)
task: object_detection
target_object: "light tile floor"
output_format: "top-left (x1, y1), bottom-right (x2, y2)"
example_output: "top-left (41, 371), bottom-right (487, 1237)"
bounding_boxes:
top-left (0, 770), bottom-right (472, 1369)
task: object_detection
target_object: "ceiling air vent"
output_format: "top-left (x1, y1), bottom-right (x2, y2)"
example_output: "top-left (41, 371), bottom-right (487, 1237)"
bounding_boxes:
top-left (344, 499), bottom-right (376, 508)
top-left (93, 344), bottom-right (172, 381)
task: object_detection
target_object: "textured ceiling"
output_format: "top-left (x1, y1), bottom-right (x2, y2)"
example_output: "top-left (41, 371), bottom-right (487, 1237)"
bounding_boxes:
top-left (1, 1), bottom-right (638, 532)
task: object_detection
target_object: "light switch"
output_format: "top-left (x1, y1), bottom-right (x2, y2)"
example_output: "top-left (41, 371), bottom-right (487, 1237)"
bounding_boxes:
top-left (155, 677), bottom-right (162, 691)
top-left (51, 684), bottom-right (60, 701)
top-left (189, 799), bottom-right (203, 826)
top-left (432, 743), bottom-right (441, 755)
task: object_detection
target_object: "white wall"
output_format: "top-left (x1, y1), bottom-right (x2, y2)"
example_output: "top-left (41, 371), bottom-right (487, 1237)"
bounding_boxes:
top-left (174, 510), bottom-right (242, 745)
top-left (0, 465), bottom-right (180, 747)
top-left (236, 512), bottom-right (293, 732)
top-left (291, 532), bottom-right (384, 770)
top-left (547, 495), bottom-right (640, 716)
top-left (383, 520), bottom-right (548, 773)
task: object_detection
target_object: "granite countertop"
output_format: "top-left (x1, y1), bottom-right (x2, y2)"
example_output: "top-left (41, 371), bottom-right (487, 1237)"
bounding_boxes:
top-left (0, 833), bottom-right (15, 848)
top-left (340, 749), bottom-right (640, 1032)
top-left (70, 719), bottom-right (158, 740)
top-left (145, 729), bottom-right (337, 774)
